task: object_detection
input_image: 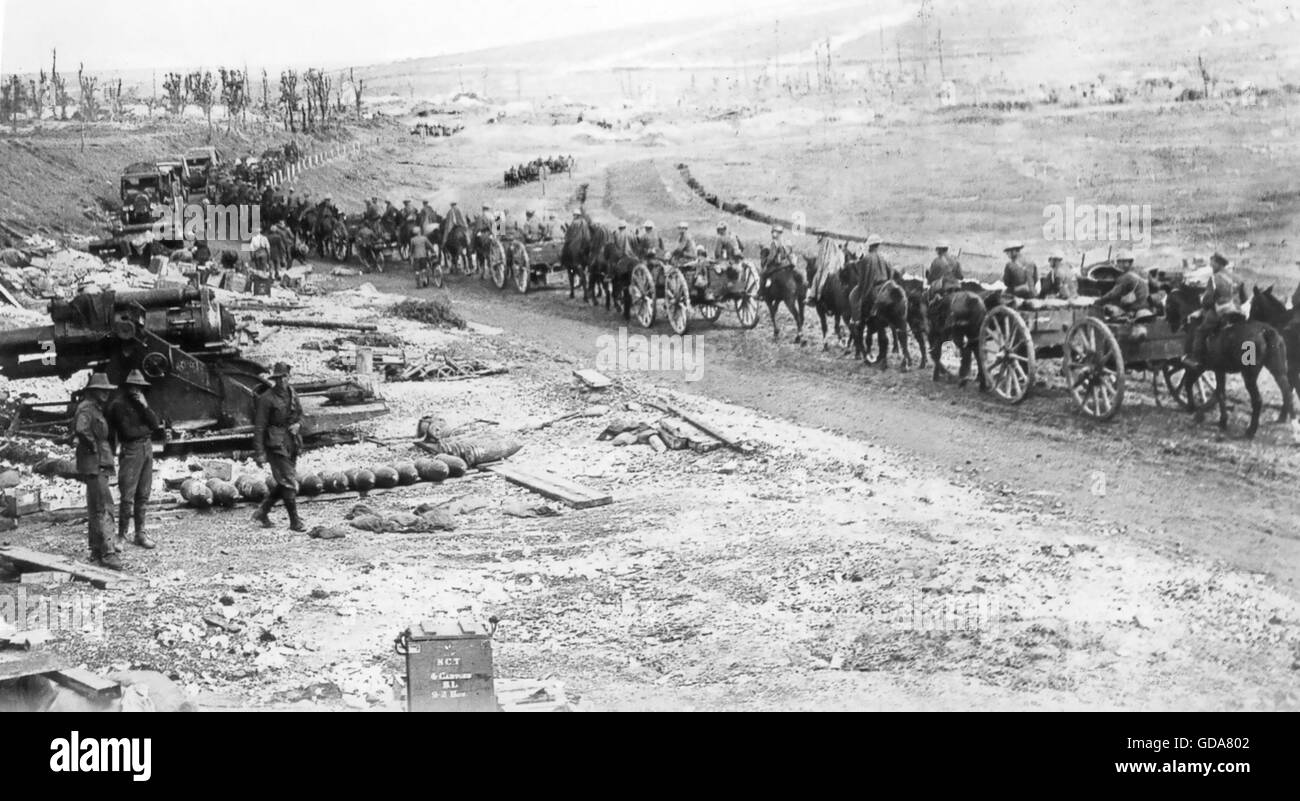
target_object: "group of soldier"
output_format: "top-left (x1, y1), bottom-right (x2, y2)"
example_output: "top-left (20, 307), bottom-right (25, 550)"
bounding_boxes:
top-left (502, 155), bottom-right (575, 187)
top-left (72, 360), bottom-right (305, 571)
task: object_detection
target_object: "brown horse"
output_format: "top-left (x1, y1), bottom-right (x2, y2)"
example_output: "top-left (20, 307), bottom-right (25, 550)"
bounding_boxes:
top-left (856, 280), bottom-right (911, 371)
top-left (760, 248), bottom-right (806, 343)
top-left (1167, 285), bottom-right (1292, 438)
top-left (1249, 285), bottom-right (1300, 409)
top-left (807, 257), bottom-right (852, 351)
top-left (928, 290), bottom-right (988, 389)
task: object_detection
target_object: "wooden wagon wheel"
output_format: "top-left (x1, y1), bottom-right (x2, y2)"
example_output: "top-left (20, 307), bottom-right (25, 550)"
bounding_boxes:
top-left (664, 266), bottom-right (692, 335)
top-left (698, 303), bottom-right (723, 323)
top-left (629, 263), bottom-right (656, 328)
top-left (431, 262), bottom-right (444, 289)
top-left (1063, 317), bottom-right (1126, 421)
top-left (978, 306), bottom-right (1036, 404)
top-left (398, 239), bottom-right (411, 261)
top-left (488, 239), bottom-right (508, 290)
top-left (735, 262), bottom-right (762, 330)
top-left (1159, 362), bottom-right (1215, 412)
top-left (511, 244), bottom-right (531, 294)
top-left (330, 232), bottom-right (351, 262)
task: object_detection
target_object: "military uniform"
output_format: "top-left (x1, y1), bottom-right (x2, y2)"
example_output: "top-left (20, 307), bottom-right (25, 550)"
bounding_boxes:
top-left (612, 227), bottom-right (635, 260)
top-left (714, 232), bottom-right (744, 263)
top-left (1039, 263), bottom-right (1077, 300)
top-left (636, 230), bottom-right (664, 260)
top-left (74, 390), bottom-right (118, 563)
top-left (253, 372), bottom-right (304, 531)
top-left (1188, 270), bottom-right (1240, 366)
top-left (1002, 256), bottom-right (1039, 299)
top-left (107, 379), bottom-right (161, 547)
top-left (1096, 268), bottom-right (1149, 313)
top-left (927, 253), bottom-right (963, 292)
top-left (672, 233), bottom-right (698, 262)
top-left (762, 239), bottom-right (794, 276)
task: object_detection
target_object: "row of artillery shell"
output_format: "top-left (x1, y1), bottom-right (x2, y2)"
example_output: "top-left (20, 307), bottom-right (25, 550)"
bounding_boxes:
top-left (184, 455), bottom-right (472, 508)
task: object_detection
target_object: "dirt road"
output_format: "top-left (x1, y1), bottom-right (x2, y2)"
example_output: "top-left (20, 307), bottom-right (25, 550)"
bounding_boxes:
top-left (359, 269), bottom-right (1300, 599)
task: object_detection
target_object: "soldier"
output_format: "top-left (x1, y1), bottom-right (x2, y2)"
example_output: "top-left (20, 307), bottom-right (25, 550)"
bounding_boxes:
top-left (521, 210), bottom-right (544, 243)
top-left (74, 373), bottom-right (121, 570)
top-left (1094, 250), bottom-right (1149, 315)
top-left (402, 199), bottom-right (417, 225)
top-left (252, 362), bottom-right (306, 532)
top-left (107, 370), bottom-right (161, 551)
top-left (248, 225), bottom-right (272, 276)
top-left (471, 204), bottom-right (495, 237)
top-left (381, 200), bottom-right (401, 240)
top-left (636, 220), bottom-right (664, 261)
top-left (1183, 252), bottom-right (1239, 370)
top-left (926, 241), bottom-right (963, 301)
top-left (409, 227), bottom-right (434, 279)
top-left (713, 222), bottom-right (743, 263)
top-left (442, 200), bottom-right (468, 250)
top-left (543, 213), bottom-right (559, 242)
top-left (364, 196), bottom-right (382, 227)
top-left (1039, 248), bottom-right (1078, 300)
top-left (761, 226), bottom-right (794, 281)
top-left (671, 222), bottom-right (698, 262)
top-left (1001, 241), bottom-right (1039, 299)
top-left (612, 221), bottom-right (635, 260)
top-left (419, 200), bottom-right (439, 232)
top-left (857, 234), bottom-right (895, 304)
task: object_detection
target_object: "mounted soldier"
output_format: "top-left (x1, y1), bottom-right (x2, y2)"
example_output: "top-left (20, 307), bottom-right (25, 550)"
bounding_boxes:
top-left (1183, 252), bottom-right (1241, 370)
top-left (926, 241), bottom-right (963, 302)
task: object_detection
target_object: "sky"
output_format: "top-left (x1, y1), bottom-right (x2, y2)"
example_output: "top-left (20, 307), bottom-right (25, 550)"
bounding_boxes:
top-left (0, 0), bottom-right (849, 75)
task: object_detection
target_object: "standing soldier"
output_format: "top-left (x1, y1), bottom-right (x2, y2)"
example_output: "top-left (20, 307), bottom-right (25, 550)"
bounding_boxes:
top-left (1001, 241), bottom-right (1039, 300)
top-left (926, 241), bottom-right (964, 301)
top-left (252, 363), bottom-right (306, 532)
top-left (74, 373), bottom-right (121, 570)
top-left (409, 227), bottom-right (434, 282)
top-left (1183, 252), bottom-right (1238, 370)
top-left (107, 370), bottom-right (161, 551)
top-left (249, 225), bottom-right (272, 277)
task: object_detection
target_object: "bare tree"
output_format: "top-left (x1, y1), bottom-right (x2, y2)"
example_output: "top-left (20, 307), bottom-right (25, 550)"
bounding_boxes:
top-left (1196, 54), bottom-right (1212, 100)
top-left (29, 73), bottom-right (48, 125)
top-left (349, 68), bottom-right (365, 119)
top-left (163, 72), bottom-right (186, 115)
top-left (261, 68), bottom-right (270, 117)
top-left (1, 76), bottom-right (25, 132)
top-left (219, 67), bottom-right (249, 132)
top-left (143, 71), bottom-right (161, 118)
top-left (77, 63), bottom-right (98, 121)
top-left (302, 68), bottom-right (332, 131)
top-left (52, 50), bottom-right (71, 120)
top-left (279, 70), bottom-right (301, 133)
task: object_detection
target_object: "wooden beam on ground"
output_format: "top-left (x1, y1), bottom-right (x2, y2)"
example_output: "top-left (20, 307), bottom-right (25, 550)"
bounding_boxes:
top-left (487, 463), bottom-right (611, 509)
top-left (0, 650), bottom-right (64, 683)
top-left (573, 369), bottom-right (612, 389)
top-left (45, 668), bottom-right (122, 701)
top-left (0, 546), bottom-right (144, 590)
top-left (643, 401), bottom-right (748, 452)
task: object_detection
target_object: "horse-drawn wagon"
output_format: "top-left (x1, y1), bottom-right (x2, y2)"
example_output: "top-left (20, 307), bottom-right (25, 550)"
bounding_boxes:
top-left (627, 258), bottom-right (763, 335)
top-left (976, 262), bottom-right (1214, 420)
top-left (494, 236), bottom-right (564, 294)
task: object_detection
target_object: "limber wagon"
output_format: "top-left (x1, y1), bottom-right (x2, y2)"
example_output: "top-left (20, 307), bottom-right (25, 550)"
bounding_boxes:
top-left (627, 257), bottom-right (763, 335)
top-left (977, 298), bottom-right (1214, 421)
top-left (491, 236), bottom-right (563, 294)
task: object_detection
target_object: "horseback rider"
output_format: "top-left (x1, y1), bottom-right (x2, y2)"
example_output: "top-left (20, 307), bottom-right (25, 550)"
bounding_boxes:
top-left (471, 204), bottom-right (495, 237)
top-left (1001, 241), bottom-right (1039, 300)
top-left (856, 234), bottom-right (895, 306)
top-left (381, 200), bottom-right (401, 241)
top-left (925, 241), bottom-right (963, 302)
top-left (1039, 248), bottom-right (1078, 300)
top-left (636, 220), bottom-right (664, 261)
top-left (1094, 250), bottom-right (1149, 316)
top-left (761, 226), bottom-right (795, 285)
top-left (1183, 252), bottom-right (1240, 370)
top-left (671, 222), bottom-right (698, 264)
top-left (442, 200), bottom-right (468, 251)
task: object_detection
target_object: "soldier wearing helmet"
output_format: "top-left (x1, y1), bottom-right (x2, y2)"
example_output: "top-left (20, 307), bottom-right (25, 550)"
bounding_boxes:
top-left (1094, 249), bottom-right (1149, 315)
top-left (671, 222), bottom-right (698, 263)
top-left (926, 240), bottom-right (964, 301)
top-left (1039, 248), bottom-right (1078, 300)
top-left (713, 221), bottom-right (744, 264)
top-left (636, 220), bottom-right (664, 261)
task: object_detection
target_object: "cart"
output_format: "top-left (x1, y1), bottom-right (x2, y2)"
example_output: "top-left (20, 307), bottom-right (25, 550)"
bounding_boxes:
top-left (977, 300), bottom-right (1215, 421)
top-left (495, 237), bottom-right (563, 293)
top-left (627, 258), bottom-right (762, 335)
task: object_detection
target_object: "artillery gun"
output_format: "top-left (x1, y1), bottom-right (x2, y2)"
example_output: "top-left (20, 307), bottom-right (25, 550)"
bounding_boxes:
top-left (0, 287), bottom-right (387, 453)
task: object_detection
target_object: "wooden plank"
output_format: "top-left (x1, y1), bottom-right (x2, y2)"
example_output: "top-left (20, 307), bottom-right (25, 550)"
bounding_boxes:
top-left (573, 369), bottom-right (612, 389)
top-left (0, 546), bottom-right (143, 590)
top-left (0, 650), bottom-right (64, 683)
top-left (644, 401), bottom-right (747, 452)
top-left (487, 463), bottom-right (612, 509)
top-left (45, 668), bottom-right (122, 700)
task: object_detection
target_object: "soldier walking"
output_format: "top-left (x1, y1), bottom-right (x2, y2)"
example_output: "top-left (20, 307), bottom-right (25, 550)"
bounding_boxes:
top-left (252, 362), bottom-right (306, 532)
top-left (107, 370), bottom-right (161, 551)
top-left (74, 373), bottom-right (121, 570)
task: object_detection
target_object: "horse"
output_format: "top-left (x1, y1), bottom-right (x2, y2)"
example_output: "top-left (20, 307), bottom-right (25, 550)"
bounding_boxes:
top-left (856, 279), bottom-right (911, 371)
top-left (441, 225), bottom-right (471, 275)
top-left (898, 278), bottom-right (929, 369)
top-left (759, 249), bottom-right (806, 343)
top-left (1249, 285), bottom-right (1300, 408)
top-left (927, 290), bottom-right (988, 390)
top-left (807, 257), bottom-right (853, 351)
top-left (1166, 284), bottom-right (1293, 438)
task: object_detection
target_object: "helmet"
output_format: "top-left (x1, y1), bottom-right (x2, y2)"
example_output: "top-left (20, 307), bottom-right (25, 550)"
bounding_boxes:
top-left (867, 234), bottom-right (883, 246)
top-left (1115, 249), bottom-right (1134, 262)
top-left (644, 220), bottom-right (655, 229)
top-left (1003, 240), bottom-right (1024, 253)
